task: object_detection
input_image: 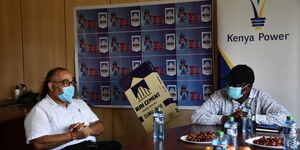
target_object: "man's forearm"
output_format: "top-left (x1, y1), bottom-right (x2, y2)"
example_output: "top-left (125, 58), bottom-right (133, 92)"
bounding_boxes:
top-left (256, 113), bottom-right (287, 126)
top-left (191, 113), bottom-right (223, 125)
top-left (88, 120), bottom-right (105, 136)
top-left (32, 133), bottom-right (72, 150)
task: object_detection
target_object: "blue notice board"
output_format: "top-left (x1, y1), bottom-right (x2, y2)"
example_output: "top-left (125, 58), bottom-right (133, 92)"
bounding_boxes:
top-left (74, 0), bottom-right (213, 108)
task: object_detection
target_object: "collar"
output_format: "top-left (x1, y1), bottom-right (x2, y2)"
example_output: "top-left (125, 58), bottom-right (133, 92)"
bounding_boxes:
top-left (238, 88), bottom-right (254, 106)
top-left (248, 88), bottom-right (255, 99)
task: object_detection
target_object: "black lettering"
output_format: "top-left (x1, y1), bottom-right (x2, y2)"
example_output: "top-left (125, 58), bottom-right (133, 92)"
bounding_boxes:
top-left (285, 34), bottom-right (290, 40)
top-left (227, 34), bottom-right (233, 42)
top-left (278, 34), bottom-right (284, 40)
top-left (270, 34), bottom-right (279, 40)
top-left (144, 92), bottom-right (160, 106)
top-left (144, 110), bottom-right (154, 119)
top-left (233, 35), bottom-right (238, 42)
top-left (258, 33), bottom-right (264, 41)
top-left (135, 103), bottom-right (144, 112)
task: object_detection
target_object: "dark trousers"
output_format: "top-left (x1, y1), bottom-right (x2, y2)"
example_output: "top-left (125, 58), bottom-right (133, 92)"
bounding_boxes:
top-left (62, 141), bottom-right (122, 150)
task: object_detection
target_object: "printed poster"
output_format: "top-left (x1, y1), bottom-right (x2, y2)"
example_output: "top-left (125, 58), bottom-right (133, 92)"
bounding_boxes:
top-left (75, 0), bottom-right (213, 108)
top-left (119, 62), bottom-right (180, 133)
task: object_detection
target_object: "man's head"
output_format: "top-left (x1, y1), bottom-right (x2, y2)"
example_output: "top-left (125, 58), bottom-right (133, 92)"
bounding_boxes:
top-left (224, 64), bottom-right (255, 86)
top-left (224, 64), bottom-right (255, 101)
top-left (41, 67), bottom-right (76, 104)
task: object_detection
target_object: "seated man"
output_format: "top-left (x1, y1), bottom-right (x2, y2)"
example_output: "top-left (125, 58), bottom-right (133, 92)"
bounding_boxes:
top-left (191, 64), bottom-right (289, 126)
top-left (24, 67), bottom-right (121, 150)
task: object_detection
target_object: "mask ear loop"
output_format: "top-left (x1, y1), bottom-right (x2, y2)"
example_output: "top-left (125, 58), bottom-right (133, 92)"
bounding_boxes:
top-left (241, 84), bottom-right (250, 95)
top-left (242, 84), bottom-right (249, 89)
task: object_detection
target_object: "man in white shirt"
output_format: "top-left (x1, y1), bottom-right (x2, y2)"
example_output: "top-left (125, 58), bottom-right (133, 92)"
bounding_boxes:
top-left (191, 64), bottom-right (289, 126)
top-left (24, 67), bottom-right (121, 150)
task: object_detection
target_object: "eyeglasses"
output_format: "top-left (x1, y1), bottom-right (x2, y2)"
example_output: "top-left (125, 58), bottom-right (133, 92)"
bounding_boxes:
top-left (51, 79), bottom-right (77, 87)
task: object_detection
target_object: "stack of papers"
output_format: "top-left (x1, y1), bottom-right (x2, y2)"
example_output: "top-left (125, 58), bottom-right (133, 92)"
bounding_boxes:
top-left (255, 124), bottom-right (282, 133)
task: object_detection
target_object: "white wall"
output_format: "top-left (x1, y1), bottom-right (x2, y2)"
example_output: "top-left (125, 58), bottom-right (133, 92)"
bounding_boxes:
top-left (217, 0), bottom-right (300, 123)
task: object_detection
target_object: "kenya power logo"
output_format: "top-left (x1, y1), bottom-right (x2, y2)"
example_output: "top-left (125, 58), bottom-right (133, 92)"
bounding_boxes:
top-left (250, 0), bottom-right (266, 29)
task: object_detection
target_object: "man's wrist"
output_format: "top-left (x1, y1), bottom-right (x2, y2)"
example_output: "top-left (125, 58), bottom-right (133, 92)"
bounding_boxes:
top-left (86, 125), bottom-right (93, 136)
top-left (69, 132), bottom-right (75, 141)
top-left (221, 116), bottom-right (228, 123)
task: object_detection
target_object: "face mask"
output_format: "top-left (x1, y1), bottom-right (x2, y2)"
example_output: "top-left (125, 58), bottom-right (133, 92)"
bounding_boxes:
top-left (226, 84), bottom-right (248, 99)
top-left (58, 86), bottom-right (75, 102)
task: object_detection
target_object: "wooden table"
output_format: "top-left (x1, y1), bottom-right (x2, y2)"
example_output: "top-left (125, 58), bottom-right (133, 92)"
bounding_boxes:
top-left (122, 124), bottom-right (300, 150)
top-left (0, 100), bottom-right (33, 150)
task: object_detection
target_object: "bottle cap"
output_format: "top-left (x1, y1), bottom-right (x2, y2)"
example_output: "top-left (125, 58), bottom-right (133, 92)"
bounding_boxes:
top-left (227, 116), bottom-right (234, 121)
top-left (155, 106), bottom-right (162, 111)
top-left (216, 131), bottom-right (224, 136)
top-left (287, 116), bottom-right (294, 120)
top-left (245, 103), bottom-right (251, 107)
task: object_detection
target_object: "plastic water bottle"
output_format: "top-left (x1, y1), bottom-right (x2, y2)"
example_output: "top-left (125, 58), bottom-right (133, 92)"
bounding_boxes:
top-left (153, 107), bottom-right (164, 141)
top-left (242, 103), bottom-right (253, 134)
top-left (14, 86), bottom-right (21, 100)
top-left (224, 116), bottom-right (238, 148)
top-left (212, 131), bottom-right (228, 150)
top-left (283, 116), bottom-right (298, 150)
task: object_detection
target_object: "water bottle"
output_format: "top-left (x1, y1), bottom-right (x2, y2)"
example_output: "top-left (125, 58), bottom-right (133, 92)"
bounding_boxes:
top-left (14, 86), bottom-right (21, 100)
top-left (212, 131), bottom-right (228, 150)
top-left (242, 103), bottom-right (253, 134)
top-left (153, 140), bottom-right (164, 150)
top-left (153, 107), bottom-right (164, 141)
top-left (283, 116), bottom-right (298, 150)
top-left (224, 116), bottom-right (238, 148)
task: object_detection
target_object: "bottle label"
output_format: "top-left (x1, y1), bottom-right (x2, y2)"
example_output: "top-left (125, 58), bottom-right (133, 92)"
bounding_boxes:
top-left (243, 111), bottom-right (251, 117)
top-left (247, 111), bottom-right (252, 118)
top-left (284, 126), bottom-right (297, 135)
top-left (154, 117), bottom-right (164, 124)
top-left (213, 145), bottom-right (228, 150)
top-left (227, 128), bottom-right (237, 136)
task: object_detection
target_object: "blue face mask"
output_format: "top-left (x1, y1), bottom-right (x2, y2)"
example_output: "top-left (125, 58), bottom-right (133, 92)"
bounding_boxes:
top-left (58, 86), bottom-right (75, 102)
top-left (226, 84), bottom-right (248, 99)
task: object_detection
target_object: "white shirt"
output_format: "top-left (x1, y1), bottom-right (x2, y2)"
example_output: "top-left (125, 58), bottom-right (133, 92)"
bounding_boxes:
top-left (24, 95), bottom-right (99, 150)
top-left (191, 88), bottom-right (289, 126)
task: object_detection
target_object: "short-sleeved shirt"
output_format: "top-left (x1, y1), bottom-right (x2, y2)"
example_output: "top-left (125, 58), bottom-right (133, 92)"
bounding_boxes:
top-left (191, 88), bottom-right (289, 126)
top-left (24, 95), bottom-right (99, 150)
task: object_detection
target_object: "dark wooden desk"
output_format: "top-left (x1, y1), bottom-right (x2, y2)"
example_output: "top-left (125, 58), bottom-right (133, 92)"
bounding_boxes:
top-left (0, 100), bottom-right (33, 150)
top-left (122, 124), bottom-right (300, 150)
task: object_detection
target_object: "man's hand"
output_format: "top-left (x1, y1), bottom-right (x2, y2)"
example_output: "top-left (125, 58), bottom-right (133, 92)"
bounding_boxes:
top-left (221, 108), bottom-right (243, 124)
top-left (231, 108), bottom-right (243, 123)
top-left (69, 123), bottom-right (93, 140)
top-left (231, 108), bottom-right (243, 118)
top-left (68, 120), bottom-right (104, 140)
top-left (71, 126), bottom-right (92, 139)
top-left (69, 122), bottom-right (85, 132)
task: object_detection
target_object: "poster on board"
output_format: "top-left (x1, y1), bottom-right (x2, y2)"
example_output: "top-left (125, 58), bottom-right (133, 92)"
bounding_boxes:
top-left (74, 0), bottom-right (213, 109)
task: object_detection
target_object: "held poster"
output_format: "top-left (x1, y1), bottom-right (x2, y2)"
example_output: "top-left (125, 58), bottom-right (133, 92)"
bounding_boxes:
top-left (119, 62), bottom-right (180, 133)
top-left (74, 0), bottom-right (214, 108)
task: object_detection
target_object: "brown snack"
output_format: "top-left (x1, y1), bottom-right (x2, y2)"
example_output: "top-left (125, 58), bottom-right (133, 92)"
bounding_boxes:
top-left (186, 131), bottom-right (216, 142)
top-left (253, 136), bottom-right (283, 146)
